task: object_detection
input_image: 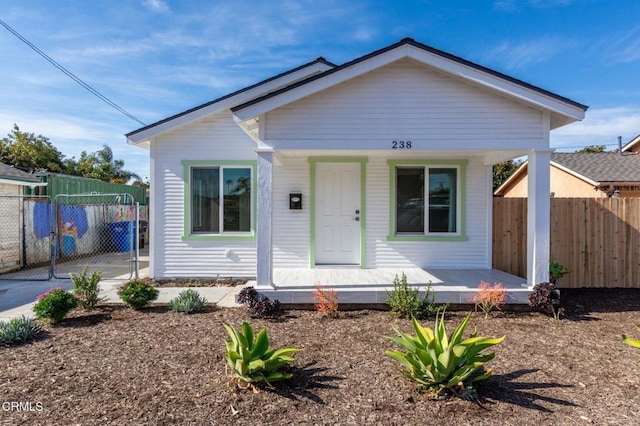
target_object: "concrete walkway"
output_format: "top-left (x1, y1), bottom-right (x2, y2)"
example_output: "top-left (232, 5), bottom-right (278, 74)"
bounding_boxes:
top-left (0, 268), bottom-right (244, 322)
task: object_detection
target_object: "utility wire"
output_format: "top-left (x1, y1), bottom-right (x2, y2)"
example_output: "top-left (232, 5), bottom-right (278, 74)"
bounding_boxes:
top-left (0, 19), bottom-right (146, 127)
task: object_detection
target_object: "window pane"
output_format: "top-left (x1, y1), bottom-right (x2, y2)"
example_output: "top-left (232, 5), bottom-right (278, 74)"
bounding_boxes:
top-left (191, 168), bottom-right (219, 233)
top-left (223, 168), bottom-right (251, 232)
top-left (396, 168), bottom-right (424, 233)
top-left (428, 168), bottom-right (456, 233)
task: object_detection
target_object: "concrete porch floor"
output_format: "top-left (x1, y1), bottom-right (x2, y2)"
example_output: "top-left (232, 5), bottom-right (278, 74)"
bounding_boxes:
top-left (252, 267), bottom-right (531, 305)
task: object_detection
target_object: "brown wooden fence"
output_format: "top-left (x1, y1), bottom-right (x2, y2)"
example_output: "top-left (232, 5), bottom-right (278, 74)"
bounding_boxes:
top-left (493, 197), bottom-right (640, 288)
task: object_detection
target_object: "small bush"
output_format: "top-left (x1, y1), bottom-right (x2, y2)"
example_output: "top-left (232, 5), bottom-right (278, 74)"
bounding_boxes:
top-left (386, 309), bottom-right (505, 400)
top-left (529, 282), bottom-right (564, 320)
top-left (118, 279), bottom-right (159, 309)
top-left (237, 286), bottom-right (282, 319)
top-left (169, 289), bottom-right (207, 314)
top-left (549, 260), bottom-right (571, 285)
top-left (71, 266), bottom-right (104, 309)
top-left (313, 283), bottom-right (339, 318)
top-left (237, 287), bottom-right (258, 305)
top-left (472, 281), bottom-right (508, 316)
top-left (386, 273), bottom-right (440, 319)
top-left (0, 316), bottom-right (42, 345)
top-left (33, 287), bottom-right (78, 323)
top-left (224, 321), bottom-right (299, 389)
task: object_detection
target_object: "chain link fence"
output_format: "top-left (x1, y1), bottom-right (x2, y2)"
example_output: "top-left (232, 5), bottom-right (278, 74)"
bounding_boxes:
top-left (0, 195), bottom-right (52, 280)
top-left (0, 193), bottom-right (142, 281)
top-left (53, 193), bottom-right (137, 279)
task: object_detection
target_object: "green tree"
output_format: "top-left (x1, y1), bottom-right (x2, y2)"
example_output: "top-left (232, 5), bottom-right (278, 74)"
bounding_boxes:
top-left (73, 145), bottom-right (140, 184)
top-left (493, 160), bottom-right (519, 191)
top-left (0, 124), bottom-right (65, 172)
top-left (576, 145), bottom-right (606, 153)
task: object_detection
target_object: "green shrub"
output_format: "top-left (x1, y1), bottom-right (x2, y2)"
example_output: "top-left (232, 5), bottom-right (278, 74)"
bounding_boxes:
top-left (169, 289), bottom-right (207, 314)
top-left (71, 266), bottom-right (104, 309)
top-left (623, 326), bottom-right (640, 349)
top-left (0, 316), bottom-right (42, 345)
top-left (118, 279), bottom-right (159, 309)
top-left (549, 260), bottom-right (571, 285)
top-left (224, 321), bottom-right (299, 389)
top-left (33, 287), bottom-right (78, 323)
top-left (386, 273), bottom-right (440, 319)
top-left (386, 310), bottom-right (505, 400)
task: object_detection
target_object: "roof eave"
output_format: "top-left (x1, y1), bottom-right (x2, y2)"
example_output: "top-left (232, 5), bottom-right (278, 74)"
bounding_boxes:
top-left (125, 58), bottom-right (336, 144)
top-left (233, 38), bottom-right (588, 123)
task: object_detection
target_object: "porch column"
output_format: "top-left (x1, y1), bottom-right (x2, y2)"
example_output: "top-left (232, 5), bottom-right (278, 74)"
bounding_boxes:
top-left (256, 148), bottom-right (275, 289)
top-left (527, 150), bottom-right (551, 287)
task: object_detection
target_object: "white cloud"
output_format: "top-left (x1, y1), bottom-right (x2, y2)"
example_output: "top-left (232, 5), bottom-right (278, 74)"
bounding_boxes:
top-left (551, 106), bottom-right (640, 150)
top-left (482, 37), bottom-right (576, 69)
top-left (143, 0), bottom-right (169, 13)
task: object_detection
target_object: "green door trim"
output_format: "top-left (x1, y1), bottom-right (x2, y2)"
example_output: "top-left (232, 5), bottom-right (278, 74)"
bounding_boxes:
top-left (309, 157), bottom-right (368, 269)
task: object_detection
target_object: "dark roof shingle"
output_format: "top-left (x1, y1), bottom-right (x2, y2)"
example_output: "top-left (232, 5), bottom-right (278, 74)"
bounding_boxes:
top-left (0, 162), bottom-right (41, 184)
top-left (551, 152), bottom-right (640, 183)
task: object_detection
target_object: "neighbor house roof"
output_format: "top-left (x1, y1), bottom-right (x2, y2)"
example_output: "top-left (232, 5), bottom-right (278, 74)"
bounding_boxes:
top-left (551, 152), bottom-right (640, 183)
top-left (622, 134), bottom-right (640, 153)
top-left (494, 152), bottom-right (640, 196)
top-left (127, 38), bottom-right (588, 146)
top-left (0, 162), bottom-right (45, 186)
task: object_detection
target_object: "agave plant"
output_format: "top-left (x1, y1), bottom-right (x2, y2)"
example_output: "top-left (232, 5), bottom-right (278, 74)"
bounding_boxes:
top-left (223, 321), bottom-right (299, 388)
top-left (623, 326), bottom-right (640, 349)
top-left (386, 310), bottom-right (505, 399)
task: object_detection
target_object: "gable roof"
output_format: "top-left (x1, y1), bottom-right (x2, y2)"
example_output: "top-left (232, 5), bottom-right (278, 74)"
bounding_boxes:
top-left (126, 57), bottom-right (336, 145)
top-left (127, 38), bottom-right (588, 146)
top-left (0, 162), bottom-right (44, 186)
top-left (551, 152), bottom-right (640, 183)
top-left (622, 134), bottom-right (640, 153)
top-left (494, 152), bottom-right (640, 196)
top-left (231, 38), bottom-right (587, 128)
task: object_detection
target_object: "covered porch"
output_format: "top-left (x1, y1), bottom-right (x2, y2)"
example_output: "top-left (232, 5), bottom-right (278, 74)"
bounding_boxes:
top-left (252, 267), bottom-right (530, 305)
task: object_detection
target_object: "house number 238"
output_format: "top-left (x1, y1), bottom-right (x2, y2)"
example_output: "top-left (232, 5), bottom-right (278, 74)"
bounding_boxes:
top-left (392, 140), bottom-right (412, 149)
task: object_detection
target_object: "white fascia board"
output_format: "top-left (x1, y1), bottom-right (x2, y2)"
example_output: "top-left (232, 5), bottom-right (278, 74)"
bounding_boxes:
top-left (233, 44), bottom-right (585, 126)
top-left (493, 161), bottom-right (528, 195)
top-left (0, 178), bottom-right (46, 188)
top-left (550, 160), bottom-right (598, 186)
top-left (622, 134), bottom-right (640, 152)
top-left (126, 61), bottom-right (334, 145)
top-left (406, 48), bottom-right (586, 124)
top-left (233, 47), bottom-right (408, 121)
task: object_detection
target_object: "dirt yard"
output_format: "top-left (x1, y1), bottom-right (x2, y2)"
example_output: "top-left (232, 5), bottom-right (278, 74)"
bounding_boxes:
top-left (1, 288), bottom-right (639, 425)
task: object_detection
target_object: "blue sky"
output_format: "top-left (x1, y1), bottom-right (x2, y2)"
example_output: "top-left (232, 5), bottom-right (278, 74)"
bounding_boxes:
top-left (2, 0), bottom-right (639, 181)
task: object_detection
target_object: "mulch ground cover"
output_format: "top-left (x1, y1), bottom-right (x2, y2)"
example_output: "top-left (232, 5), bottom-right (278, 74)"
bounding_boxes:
top-left (1, 288), bottom-right (639, 425)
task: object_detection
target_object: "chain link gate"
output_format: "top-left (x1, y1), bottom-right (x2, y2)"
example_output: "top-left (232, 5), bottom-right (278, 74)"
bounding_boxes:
top-left (0, 195), bottom-right (52, 280)
top-left (53, 193), bottom-right (138, 279)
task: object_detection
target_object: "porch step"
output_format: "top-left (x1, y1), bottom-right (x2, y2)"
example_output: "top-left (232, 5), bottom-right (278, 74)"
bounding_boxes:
top-left (251, 283), bottom-right (533, 305)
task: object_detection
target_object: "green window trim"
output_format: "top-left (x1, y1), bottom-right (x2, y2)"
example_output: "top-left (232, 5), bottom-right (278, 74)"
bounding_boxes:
top-left (387, 159), bottom-right (468, 242)
top-left (308, 157), bottom-right (368, 269)
top-left (182, 160), bottom-right (257, 242)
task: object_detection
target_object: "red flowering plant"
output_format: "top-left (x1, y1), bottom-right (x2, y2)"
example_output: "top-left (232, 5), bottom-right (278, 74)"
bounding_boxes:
top-left (472, 281), bottom-right (508, 317)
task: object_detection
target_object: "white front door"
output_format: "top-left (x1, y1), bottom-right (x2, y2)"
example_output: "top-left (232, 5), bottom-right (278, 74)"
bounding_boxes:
top-left (315, 162), bottom-right (361, 265)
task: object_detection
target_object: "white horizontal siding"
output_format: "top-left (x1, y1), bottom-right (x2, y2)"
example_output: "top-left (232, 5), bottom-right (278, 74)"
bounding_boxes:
top-left (267, 155), bottom-right (491, 272)
top-left (150, 110), bottom-right (258, 279)
top-left (265, 59), bottom-right (543, 146)
top-left (272, 157), bottom-right (310, 267)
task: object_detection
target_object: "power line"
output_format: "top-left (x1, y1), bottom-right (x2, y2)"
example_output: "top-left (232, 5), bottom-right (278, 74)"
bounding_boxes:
top-left (0, 19), bottom-right (146, 126)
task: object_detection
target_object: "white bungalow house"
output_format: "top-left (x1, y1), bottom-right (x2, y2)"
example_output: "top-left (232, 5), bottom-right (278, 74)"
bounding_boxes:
top-left (127, 38), bottom-right (587, 304)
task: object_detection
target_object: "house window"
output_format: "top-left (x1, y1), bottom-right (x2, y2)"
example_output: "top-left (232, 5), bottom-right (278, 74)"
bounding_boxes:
top-left (395, 166), bottom-right (459, 235)
top-left (189, 166), bottom-right (252, 235)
